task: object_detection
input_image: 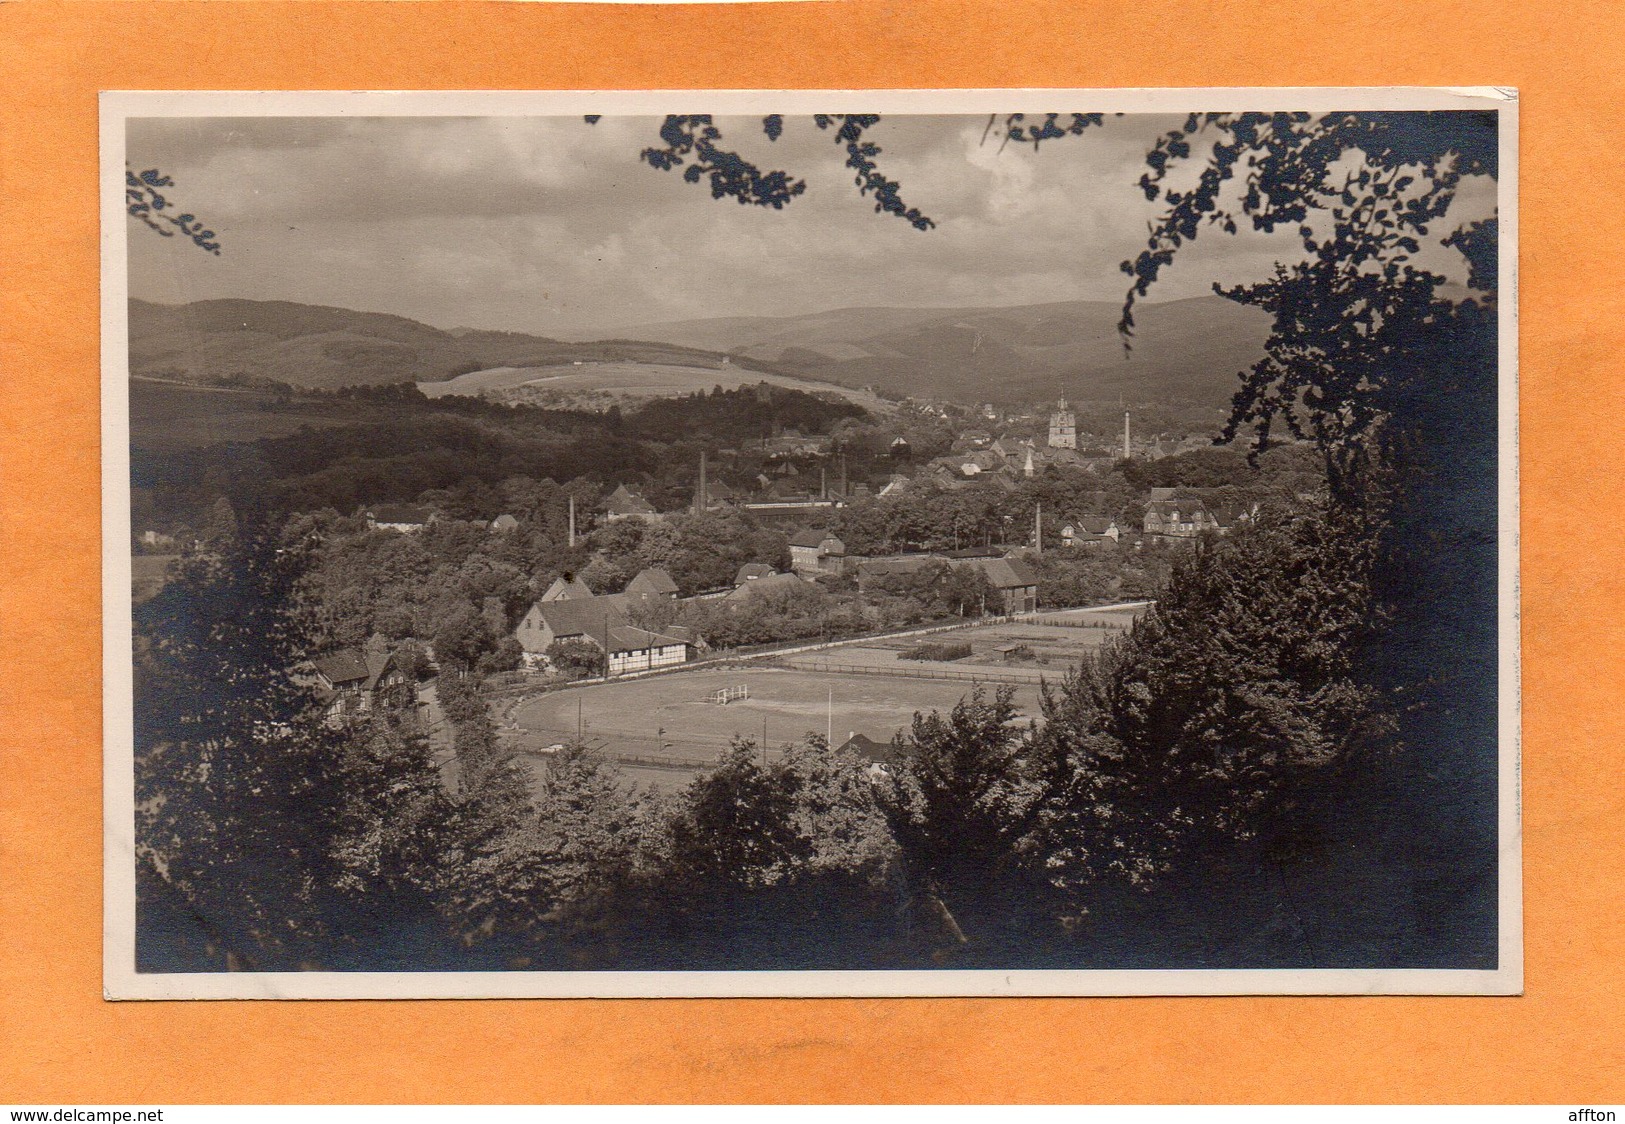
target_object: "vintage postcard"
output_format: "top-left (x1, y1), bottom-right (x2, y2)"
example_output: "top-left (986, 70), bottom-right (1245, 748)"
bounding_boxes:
top-left (102, 87), bottom-right (1519, 999)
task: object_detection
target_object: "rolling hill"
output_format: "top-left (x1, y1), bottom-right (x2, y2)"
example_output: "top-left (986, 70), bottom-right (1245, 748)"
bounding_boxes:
top-left (128, 294), bottom-right (1274, 409)
top-left (566, 296), bottom-right (1274, 407)
top-left (127, 299), bottom-right (766, 390)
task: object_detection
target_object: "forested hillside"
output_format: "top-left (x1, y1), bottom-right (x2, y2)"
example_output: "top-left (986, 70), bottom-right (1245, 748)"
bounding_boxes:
top-left (130, 381), bottom-right (876, 533)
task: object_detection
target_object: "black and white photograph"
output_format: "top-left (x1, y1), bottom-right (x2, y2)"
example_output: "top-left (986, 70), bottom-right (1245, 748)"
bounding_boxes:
top-left (102, 89), bottom-right (1519, 998)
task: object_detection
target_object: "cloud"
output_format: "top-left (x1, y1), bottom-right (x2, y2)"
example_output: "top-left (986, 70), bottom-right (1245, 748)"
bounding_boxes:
top-left (125, 112), bottom-right (1491, 336)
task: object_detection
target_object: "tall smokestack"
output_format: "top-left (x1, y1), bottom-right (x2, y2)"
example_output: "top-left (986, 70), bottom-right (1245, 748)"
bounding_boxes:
top-left (568, 494), bottom-right (576, 548)
top-left (695, 450), bottom-right (708, 515)
top-left (1123, 411), bottom-right (1131, 461)
top-left (1034, 501), bottom-right (1043, 556)
top-left (820, 466), bottom-right (827, 500)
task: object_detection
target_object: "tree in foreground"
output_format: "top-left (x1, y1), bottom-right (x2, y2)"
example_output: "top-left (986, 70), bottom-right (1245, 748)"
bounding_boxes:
top-left (1027, 499), bottom-right (1395, 959)
top-left (135, 530), bottom-right (453, 970)
top-left (666, 740), bottom-right (812, 890)
top-left (876, 686), bottom-right (1042, 959)
top-left (1072, 109), bottom-right (1498, 964)
top-left (645, 108), bottom-right (1501, 963)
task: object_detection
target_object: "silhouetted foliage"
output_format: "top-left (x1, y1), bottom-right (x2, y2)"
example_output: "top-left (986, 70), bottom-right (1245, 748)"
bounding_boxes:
top-left (1108, 109), bottom-right (1502, 964)
top-left (135, 529), bottom-right (451, 969)
top-left (126, 166), bottom-right (221, 254)
top-left (1118, 110), bottom-right (1497, 486)
top-left (667, 741), bottom-right (813, 889)
top-left (877, 686), bottom-right (1038, 951)
top-left (617, 112), bottom-right (1109, 231)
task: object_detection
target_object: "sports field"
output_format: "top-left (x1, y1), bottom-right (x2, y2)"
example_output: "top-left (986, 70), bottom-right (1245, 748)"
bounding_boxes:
top-left (509, 604), bottom-right (1147, 792)
top-left (511, 665), bottom-right (1045, 781)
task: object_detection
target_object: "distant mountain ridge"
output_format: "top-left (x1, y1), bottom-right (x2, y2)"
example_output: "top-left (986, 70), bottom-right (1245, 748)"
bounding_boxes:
top-left (560, 296), bottom-right (1275, 406)
top-left (129, 294), bottom-right (1274, 407)
top-left (127, 298), bottom-right (749, 391)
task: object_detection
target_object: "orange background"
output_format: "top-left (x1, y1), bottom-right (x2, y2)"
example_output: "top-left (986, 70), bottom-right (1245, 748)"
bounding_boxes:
top-left (1, 0), bottom-right (1620, 1104)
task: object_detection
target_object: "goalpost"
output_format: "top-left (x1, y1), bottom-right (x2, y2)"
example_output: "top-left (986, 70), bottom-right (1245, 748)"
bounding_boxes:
top-left (708, 684), bottom-right (749, 705)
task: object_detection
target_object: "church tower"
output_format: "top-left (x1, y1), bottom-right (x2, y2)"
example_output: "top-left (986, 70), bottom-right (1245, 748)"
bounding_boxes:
top-left (1047, 398), bottom-right (1076, 449)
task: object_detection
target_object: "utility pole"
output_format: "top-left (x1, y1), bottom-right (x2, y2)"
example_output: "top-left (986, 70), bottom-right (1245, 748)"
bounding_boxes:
top-left (567, 494), bottom-right (576, 548)
top-left (827, 687), bottom-right (833, 750)
top-left (1123, 410), bottom-right (1132, 461)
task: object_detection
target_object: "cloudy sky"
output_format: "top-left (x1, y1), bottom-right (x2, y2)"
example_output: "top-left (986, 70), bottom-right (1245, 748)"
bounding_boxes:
top-left (126, 113), bottom-right (1492, 337)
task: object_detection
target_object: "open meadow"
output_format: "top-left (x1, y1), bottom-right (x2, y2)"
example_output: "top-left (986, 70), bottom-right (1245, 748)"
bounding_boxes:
top-left (129, 378), bottom-right (354, 451)
top-left (417, 361), bottom-right (884, 409)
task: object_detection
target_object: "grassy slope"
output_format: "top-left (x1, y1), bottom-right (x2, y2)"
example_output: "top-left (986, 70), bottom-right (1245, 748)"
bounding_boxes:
top-left (418, 361), bottom-right (887, 410)
top-left (129, 379), bottom-right (355, 451)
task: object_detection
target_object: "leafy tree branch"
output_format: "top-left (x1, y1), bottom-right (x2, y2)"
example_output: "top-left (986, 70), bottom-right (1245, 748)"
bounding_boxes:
top-left (126, 166), bottom-right (222, 254)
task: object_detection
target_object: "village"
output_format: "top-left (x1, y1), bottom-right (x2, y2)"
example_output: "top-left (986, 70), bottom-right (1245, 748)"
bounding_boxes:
top-left (270, 393), bottom-right (1319, 792)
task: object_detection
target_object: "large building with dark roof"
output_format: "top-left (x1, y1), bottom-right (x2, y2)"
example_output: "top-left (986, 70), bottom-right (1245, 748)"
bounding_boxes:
top-left (788, 529), bottom-right (846, 575)
top-left (514, 594), bottom-right (691, 674)
top-left (539, 573), bottom-right (595, 602)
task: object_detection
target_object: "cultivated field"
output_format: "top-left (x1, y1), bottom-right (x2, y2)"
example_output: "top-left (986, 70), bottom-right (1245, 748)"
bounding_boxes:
top-left (417, 361), bottom-right (884, 409)
top-left (781, 605), bottom-right (1146, 681)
